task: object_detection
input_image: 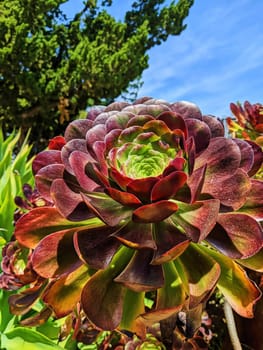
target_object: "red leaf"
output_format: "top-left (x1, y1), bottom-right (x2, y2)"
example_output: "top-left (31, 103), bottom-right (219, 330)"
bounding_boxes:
top-left (112, 221), bottom-right (156, 250)
top-left (32, 150), bottom-right (62, 175)
top-left (32, 230), bottom-right (81, 278)
top-left (43, 265), bottom-right (90, 318)
top-left (179, 244), bottom-right (221, 308)
top-left (208, 213), bottom-right (263, 259)
top-left (133, 201), bottom-right (178, 223)
top-left (157, 111), bottom-right (187, 136)
top-left (35, 164), bottom-right (65, 201)
top-left (69, 150), bottom-right (98, 191)
top-left (81, 270), bottom-right (126, 330)
top-left (81, 192), bottom-right (132, 226)
top-left (48, 136), bottom-right (66, 150)
top-left (127, 177), bottom-right (158, 202)
top-left (74, 226), bottom-right (121, 269)
top-left (151, 171), bottom-right (187, 202)
top-left (172, 199), bottom-right (220, 242)
top-left (105, 187), bottom-right (141, 207)
top-left (152, 221), bottom-right (190, 264)
top-left (202, 246), bottom-right (262, 318)
top-left (114, 249), bottom-right (164, 292)
top-left (9, 282), bottom-right (46, 315)
top-left (15, 207), bottom-right (103, 249)
top-left (51, 179), bottom-right (92, 221)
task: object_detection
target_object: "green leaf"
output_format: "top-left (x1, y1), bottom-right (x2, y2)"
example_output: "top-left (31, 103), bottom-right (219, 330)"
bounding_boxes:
top-left (178, 243), bottom-right (221, 308)
top-left (0, 290), bottom-right (17, 333)
top-left (81, 246), bottom-right (134, 330)
top-left (236, 248), bottom-right (263, 272)
top-left (120, 289), bottom-right (145, 332)
top-left (43, 264), bottom-right (91, 318)
top-left (201, 245), bottom-right (262, 317)
top-left (1, 327), bottom-right (64, 350)
top-left (15, 207), bottom-right (104, 248)
top-left (157, 261), bottom-right (188, 310)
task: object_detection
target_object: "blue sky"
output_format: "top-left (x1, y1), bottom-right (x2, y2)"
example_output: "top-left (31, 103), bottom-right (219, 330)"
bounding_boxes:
top-left (62, 0), bottom-right (263, 118)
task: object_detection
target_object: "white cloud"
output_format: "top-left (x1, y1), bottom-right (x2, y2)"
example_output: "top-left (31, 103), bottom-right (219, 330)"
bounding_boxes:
top-left (137, 0), bottom-right (263, 117)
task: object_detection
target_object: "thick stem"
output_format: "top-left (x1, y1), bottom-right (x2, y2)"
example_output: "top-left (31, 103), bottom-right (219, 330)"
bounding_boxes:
top-left (223, 300), bottom-right (242, 350)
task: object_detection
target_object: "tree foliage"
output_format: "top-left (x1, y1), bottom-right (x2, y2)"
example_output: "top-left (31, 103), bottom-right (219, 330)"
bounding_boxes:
top-left (0, 0), bottom-right (194, 151)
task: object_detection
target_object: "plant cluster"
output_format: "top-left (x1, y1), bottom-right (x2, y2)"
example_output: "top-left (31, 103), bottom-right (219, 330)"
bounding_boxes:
top-left (0, 97), bottom-right (262, 349)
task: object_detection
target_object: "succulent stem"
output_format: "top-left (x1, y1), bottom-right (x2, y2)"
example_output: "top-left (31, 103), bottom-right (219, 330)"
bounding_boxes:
top-left (223, 299), bottom-right (242, 350)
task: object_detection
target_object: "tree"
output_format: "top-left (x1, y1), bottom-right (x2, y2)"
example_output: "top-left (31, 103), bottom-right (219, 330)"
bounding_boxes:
top-left (0, 0), bottom-right (194, 151)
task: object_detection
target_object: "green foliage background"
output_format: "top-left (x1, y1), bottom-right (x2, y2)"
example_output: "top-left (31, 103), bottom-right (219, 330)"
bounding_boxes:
top-left (0, 0), bottom-right (194, 152)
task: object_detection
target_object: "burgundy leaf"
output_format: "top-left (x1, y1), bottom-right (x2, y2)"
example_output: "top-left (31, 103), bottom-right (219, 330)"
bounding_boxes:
top-left (157, 111), bottom-right (187, 136)
top-left (207, 213), bottom-right (263, 259)
top-left (32, 150), bottom-right (62, 175)
top-left (186, 137), bottom-right (195, 176)
top-left (114, 249), bottom-right (164, 292)
top-left (112, 221), bottom-right (156, 250)
top-left (81, 192), bottom-right (132, 226)
top-left (69, 150), bottom-right (98, 191)
top-left (92, 141), bottom-right (108, 174)
top-left (61, 139), bottom-right (88, 175)
top-left (64, 119), bottom-right (93, 141)
top-left (74, 226), bottom-right (121, 269)
top-left (172, 199), bottom-right (220, 242)
top-left (152, 220), bottom-right (190, 264)
top-left (151, 171), bottom-right (187, 202)
top-left (43, 265), bottom-right (90, 318)
top-left (105, 101), bottom-right (130, 112)
top-left (233, 139), bottom-right (254, 173)
top-left (51, 179), bottom-right (92, 221)
top-left (20, 307), bottom-right (53, 327)
top-left (105, 187), bottom-right (141, 207)
top-left (194, 137), bottom-right (241, 177)
top-left (85, 124), bottom-right (106, 149)
top-left (87, 105), bottom-right (105, 121)
top-left (82, 271), bottom-right (126, 330)
top-left (85, 161), bottom-right (109, 187)
top-left (110, 167), bottom-right (133, 189)
top-left (126, 114), bottom-right (154, 127)
top-left (202, 115), bottom-right (224, 137)
top-left (202, 168), bottom-right (251, 210)
top-left (185, 118), bottom-right (211, 154)
top-left (35, 164), bottom-right (65, 201)
top-left (105, 129), bottom-right (122, 152)
top-left (81, 246), bottom-right (134, 330)
top-left (187, 165), bottom-right (206, 203)
top-left (15, 207), bottom-right (81, 248)
top-left (105, 112), bottom-right (133, 132)
top-left (247, 140), bottom-right (263, 176)
top-left (179, 244), bottom-right (220, 308)
top-left (32, 229), bottom-right (82, 278)
top-left (9, 282), bottom-right (46, 315)
top-left (133, 201), bottom-right (178, 223)
top-left (239, 179), bottom-right (263, 220)
top-left (163, 157), bottom-right (186, 175)
top-left (171, 101), bottom-right (203, 120)
top-left (127, 177), bottom-right (158, 202)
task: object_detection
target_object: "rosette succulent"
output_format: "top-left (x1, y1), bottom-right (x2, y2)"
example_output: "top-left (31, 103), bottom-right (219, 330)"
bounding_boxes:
top-left (227, 100), bottom-right (263, 147)
top-left (6, 98), bottom-right (263, 333)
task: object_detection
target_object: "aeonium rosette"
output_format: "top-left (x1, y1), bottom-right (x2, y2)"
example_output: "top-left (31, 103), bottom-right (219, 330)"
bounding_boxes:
top-left (10, 98), bottom-right (263, 332)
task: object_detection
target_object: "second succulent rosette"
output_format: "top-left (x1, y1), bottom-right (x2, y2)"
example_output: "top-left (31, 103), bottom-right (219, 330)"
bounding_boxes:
top-left (11, 98), bottom-right (263, 331)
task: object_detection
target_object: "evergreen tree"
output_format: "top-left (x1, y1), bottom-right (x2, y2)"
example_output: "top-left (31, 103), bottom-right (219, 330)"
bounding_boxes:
top-left (0, 0), bottom-right (194, 150)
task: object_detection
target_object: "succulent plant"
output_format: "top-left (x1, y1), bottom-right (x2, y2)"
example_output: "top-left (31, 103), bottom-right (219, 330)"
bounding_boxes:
top-left (3, 98), bottom-right (263, 335)
top-left (227, 100), bottom-right (263, 147)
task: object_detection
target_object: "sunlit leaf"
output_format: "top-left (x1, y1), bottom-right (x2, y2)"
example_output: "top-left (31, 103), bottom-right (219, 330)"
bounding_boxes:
top-left (201, 245), bottom-right (262, 317)
top-left (2, 327), bottom-right (63, 350)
